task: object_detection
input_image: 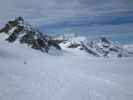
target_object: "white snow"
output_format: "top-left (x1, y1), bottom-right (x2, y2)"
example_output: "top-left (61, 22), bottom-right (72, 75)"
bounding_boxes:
top-left (0, 39), bottom-right (133, 100)
top-left (124, 44), bottom-right (133, 52)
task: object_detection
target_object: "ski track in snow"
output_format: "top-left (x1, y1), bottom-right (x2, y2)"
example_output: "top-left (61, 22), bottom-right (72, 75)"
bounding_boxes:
top-left (0, 40), bottom-right (133, 100)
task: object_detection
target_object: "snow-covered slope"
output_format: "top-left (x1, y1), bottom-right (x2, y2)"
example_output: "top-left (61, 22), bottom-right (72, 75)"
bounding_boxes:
top-left (124, 44), bottom-right (133, 53)
top-left (0, 37), bottom-right (133, 100)
top-left (0, 17), bottom-right (133, 100)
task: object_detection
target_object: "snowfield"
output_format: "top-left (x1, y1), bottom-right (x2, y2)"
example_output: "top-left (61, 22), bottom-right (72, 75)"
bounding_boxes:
top-left (0, 39), bottom-right (133, 100)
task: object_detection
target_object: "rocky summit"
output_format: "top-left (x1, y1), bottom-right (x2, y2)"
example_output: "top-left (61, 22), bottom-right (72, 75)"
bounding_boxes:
top-left (0, 17), bottom-right (61, 53)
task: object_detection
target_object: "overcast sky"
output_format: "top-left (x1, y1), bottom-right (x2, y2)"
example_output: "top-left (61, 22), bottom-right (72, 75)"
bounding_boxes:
top-left (0, 0), bottom-right (133, 43)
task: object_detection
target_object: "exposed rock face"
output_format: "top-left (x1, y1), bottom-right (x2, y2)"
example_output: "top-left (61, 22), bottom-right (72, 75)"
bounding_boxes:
top-left (0, 17), bottom-right (61, 53)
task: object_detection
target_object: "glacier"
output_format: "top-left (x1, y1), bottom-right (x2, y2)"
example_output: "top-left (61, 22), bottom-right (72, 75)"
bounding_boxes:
top-left (0, 39), bottom-right (133, 100)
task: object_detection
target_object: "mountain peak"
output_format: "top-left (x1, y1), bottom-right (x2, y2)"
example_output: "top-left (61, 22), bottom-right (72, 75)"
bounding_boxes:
top-left (0, 17), bottom-right (61, 53)
top-left (100, 37), bottom-right (110, 44)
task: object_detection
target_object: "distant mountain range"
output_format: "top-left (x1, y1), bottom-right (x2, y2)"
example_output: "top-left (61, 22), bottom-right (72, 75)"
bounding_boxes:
top-left (0, 17), bottom-right (133, 58)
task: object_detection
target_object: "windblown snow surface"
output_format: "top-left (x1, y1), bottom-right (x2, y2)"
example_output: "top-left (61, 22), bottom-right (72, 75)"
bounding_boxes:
top-left (0, 39), bottom-right (133, 100)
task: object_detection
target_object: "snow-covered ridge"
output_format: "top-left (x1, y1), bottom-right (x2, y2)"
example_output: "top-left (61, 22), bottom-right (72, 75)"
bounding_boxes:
top-left (55, 34), bottom-right (133, 57)
top-left (0, 17), bottom-right (133, 58)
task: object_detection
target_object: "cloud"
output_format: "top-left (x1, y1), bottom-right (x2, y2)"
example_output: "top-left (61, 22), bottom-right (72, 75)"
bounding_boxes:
top-left (0, 0), bottom-right (133, 43)
top-left (0, 0), bottom-right (133, 25)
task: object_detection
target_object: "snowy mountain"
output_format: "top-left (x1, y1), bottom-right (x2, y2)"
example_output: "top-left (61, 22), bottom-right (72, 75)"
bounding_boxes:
top-left (55, 34), bottom-right (133, 57)
top-left (0, 17), bottom-right (133, 58)
top-left (0, 17), bottom-right (133, 100)
top-left (0, 17), bottom-right (61, 53)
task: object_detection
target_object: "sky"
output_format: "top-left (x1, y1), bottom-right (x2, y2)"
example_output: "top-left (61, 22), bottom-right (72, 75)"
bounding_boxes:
top-left (0, 0), bottom-right (133, 44)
